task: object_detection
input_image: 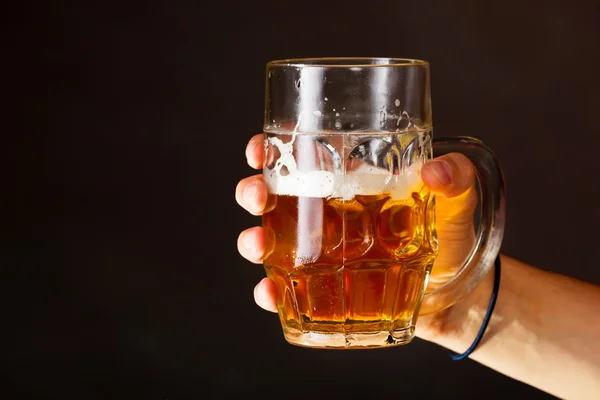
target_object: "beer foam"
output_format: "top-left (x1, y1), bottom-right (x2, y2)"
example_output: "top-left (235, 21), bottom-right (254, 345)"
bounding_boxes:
top-left (264, 133), bottom-right (424, 200)
top-left (341, 163), bottom-right (423, 200)
top-left (266, 170), bottom-right (337, 198)
top-left (265, 162), bottom-right (423, 200)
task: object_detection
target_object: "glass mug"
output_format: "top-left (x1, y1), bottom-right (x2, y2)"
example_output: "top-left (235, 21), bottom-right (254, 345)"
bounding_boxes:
top-left (260, 58), bottom-right (506, 349)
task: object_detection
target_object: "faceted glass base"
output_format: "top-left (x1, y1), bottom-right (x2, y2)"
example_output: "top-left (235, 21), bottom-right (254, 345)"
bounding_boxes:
top-left (283, 326), bottom-right (415, 349)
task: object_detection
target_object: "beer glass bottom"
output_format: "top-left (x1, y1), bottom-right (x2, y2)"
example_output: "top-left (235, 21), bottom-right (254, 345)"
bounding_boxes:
top-left (282, 325), bottom-right (415, 349)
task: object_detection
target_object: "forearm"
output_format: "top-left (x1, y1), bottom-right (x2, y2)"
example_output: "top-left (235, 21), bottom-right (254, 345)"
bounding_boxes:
top-left (421, 255), bottom-right (600, 400)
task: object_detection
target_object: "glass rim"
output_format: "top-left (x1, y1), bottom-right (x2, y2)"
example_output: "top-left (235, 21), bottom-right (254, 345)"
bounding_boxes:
top-left (267, 57), bottom-right (429, 68)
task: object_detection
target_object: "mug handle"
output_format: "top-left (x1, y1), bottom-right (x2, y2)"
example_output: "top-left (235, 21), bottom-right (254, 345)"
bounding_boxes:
top-left (419, 136), bottom-right (507, 315)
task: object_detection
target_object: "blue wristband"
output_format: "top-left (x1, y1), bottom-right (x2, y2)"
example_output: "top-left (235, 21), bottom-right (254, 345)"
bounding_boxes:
top-left (448, 255), bottom-right (502, 361)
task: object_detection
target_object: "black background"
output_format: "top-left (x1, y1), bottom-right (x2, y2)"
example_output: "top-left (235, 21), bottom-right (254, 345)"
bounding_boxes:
top-left (7, 1), bottom-right (600, 399)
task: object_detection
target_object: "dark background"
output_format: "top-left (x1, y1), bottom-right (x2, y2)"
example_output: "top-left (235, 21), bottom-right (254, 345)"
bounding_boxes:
top-left (6, 0), bottom-right (600, 399)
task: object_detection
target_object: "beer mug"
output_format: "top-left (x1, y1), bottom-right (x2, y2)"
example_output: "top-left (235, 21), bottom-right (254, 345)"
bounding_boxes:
top-left (261, 58), bottom-right (505, 349)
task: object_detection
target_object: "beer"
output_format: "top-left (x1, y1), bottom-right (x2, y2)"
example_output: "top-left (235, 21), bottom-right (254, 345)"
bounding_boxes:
top-left (262, 131), bottom-right (438, 349)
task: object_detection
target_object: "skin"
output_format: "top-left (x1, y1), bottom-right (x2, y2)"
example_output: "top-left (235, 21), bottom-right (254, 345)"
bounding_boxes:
top-left (235, 134), bottom-right (600, 400)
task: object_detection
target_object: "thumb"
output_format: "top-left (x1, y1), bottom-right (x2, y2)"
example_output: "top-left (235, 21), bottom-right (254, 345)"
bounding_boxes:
top-left (421, 153), bottom-right (476, 198)
top-left (422, 153), bottom-right (478, 288)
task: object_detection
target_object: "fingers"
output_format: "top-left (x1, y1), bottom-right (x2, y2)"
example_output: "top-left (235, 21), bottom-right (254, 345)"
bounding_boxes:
top-left (421, 153), bottom-right (476, 199)
top-left (254, 277), bottom-right (278, 313)
top-left (235, 174), bottom-right (269, 216)
top-left (245, 134), bottom-right (265, 169)
top-left (242, 135), bottom-right (278, 314)
top-left (237, 226), bottom-right (275, 264)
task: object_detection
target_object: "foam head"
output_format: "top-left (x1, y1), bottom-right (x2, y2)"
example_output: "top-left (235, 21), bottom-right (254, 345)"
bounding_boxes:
top-left (264, 136), bottom-right (424, 200)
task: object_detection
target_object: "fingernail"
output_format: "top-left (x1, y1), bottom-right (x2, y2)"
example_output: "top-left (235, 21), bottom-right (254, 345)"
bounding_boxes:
top-left (242, 230), bottom-right (258, 255)
top-left (254, 279), bottom-right (265, 296)
top-left (246, 139), bottom-right (260, 160)
top-left (253, 281), bottom-right (260, 298)
top-left (243, 182), bottom-right (259, 208)
top-left (429, 160), bottom-right (453, 185)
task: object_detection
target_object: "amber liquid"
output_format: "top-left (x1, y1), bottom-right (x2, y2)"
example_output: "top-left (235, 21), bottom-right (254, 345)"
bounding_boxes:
top-left (262, 190), bottom-right (437, 349)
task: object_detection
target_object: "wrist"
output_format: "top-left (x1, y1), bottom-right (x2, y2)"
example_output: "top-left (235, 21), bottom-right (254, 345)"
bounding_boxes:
top-left (415, 254), bottom-right (500, 352)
